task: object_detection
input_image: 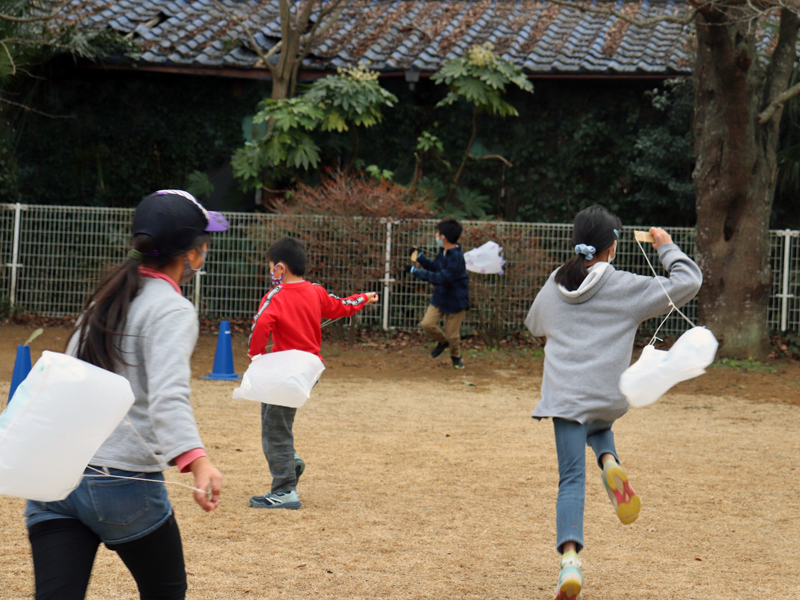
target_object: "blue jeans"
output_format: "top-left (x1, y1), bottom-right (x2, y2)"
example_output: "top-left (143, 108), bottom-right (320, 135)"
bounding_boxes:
top-left (553, 418), bottom-right (619, 554)
top-left (25, 467), bottom-right (172, 544)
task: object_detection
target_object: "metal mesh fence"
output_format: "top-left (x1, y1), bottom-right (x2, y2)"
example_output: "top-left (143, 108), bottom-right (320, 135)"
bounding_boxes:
top-left (0, 203), bottom-right (796, 339)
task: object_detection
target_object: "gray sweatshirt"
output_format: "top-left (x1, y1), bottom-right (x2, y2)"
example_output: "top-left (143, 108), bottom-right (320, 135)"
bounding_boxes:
top-left (525, 243), bottom-right (702, 424)
top-left (68, 278), bottom-right (204, 472)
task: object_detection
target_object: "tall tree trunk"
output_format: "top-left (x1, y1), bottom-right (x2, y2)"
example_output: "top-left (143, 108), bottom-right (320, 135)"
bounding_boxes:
top-left (692, 7), bottom-right (799, 358)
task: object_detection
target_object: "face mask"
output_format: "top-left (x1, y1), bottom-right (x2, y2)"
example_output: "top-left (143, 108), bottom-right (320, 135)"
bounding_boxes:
top-left (435, 236), bottom-right (444, 248)
top-left (270, 263), bottom-right (285, 288)
top-left (180, 249), bottom-right (206, 285)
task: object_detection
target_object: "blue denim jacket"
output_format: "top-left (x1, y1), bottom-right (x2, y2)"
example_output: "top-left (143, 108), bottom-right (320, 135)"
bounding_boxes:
top-left (413, 245), bottom-right (470, 314)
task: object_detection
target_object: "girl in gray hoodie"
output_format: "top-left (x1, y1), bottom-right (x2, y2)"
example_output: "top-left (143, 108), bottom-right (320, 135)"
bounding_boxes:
top-left (25, 190), bottom-right (226, 600)
top-left (525, 205), bottom-right (702, 600)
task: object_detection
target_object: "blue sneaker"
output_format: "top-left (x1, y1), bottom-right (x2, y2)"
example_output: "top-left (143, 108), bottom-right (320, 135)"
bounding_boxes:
top-left (249, 490), bottom-right (301, 509)
top-left (294, 454), bottom-right (305, 483)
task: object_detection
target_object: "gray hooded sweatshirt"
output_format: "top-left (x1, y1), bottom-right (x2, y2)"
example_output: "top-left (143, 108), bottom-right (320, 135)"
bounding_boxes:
top-left (525, 243), bottom-right (702, 424)
top-left (68, 278), bottom-right (204, 472)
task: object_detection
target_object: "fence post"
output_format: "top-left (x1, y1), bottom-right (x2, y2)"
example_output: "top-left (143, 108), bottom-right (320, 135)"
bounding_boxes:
top-left (7, 203), bottom-right (23, 308)
top-left (381, 219), bottom-right (394, 331)
top-left (193, 270), bottom-right (203, 313)
top-left (778, 229), bottom-right (799, 332)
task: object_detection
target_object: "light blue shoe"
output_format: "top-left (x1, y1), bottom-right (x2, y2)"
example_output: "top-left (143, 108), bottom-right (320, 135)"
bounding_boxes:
top-left (554, 551), bottom-right (583, 600)
top-left (249, 490), bottom-right (301, 509)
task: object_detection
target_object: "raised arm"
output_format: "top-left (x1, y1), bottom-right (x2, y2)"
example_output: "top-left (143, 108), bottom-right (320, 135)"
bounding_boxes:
top-left (413, 254), bottom-right (464, 285)
top-left (416, 250), bottom-right (438, 271)
top-left (318, 287), bottom-right (378, 319)
top-left (627, 229), bottom-right (703, 323)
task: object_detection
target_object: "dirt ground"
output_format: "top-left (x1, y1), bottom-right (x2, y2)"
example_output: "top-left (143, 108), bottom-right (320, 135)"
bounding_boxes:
top-left (1, 324), bottom-right (799, 599)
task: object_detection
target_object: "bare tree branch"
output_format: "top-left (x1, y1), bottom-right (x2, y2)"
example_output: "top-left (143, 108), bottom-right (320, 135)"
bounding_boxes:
top-left (0, 40), bottom-right (16, 76)
top-left (760, 7), bottom-right (800, 124)
top-left (317, 0), bottom-right (350, 21)
top-left (298, 1), bottom-right (350, 46)
top-left (0, 97), bottom-right (74, 118)
top-left (470, 153), bottom-right (513, 167)
top-left (760, 80), bottom-right (800, 123)
top-left (546, 0), bottom-right (699, 26)
top-left (211, 0), bottom-right (279, 75)
top-left (0, 0), bottom-right (70, 23)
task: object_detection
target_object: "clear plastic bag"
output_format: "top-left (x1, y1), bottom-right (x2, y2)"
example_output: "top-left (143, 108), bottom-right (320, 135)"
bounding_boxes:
top-left (0, 351), bottom-right (135, 501)
top-left (232, 350), bottom-right (325, 408)
top-left (464, 241), bottom-right (505, 275)
top-left (620, 327), bottom-right (718, 408)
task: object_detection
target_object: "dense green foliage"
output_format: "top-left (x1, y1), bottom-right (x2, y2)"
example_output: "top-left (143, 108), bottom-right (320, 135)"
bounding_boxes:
top-left (363, 76), bottom-right (698, 225)
top-left (10, 68), bottom-right (266, 207)
top-left (417, 43), bottom-right (534, 212)
top-left (1, 1), bottom-right (137, 199)
top-left (431, 42), bottom-right (534, 117)
top-left (7, 63), bottom-right (797, 228)
top-left (231, 65), bottom-right (397, 190)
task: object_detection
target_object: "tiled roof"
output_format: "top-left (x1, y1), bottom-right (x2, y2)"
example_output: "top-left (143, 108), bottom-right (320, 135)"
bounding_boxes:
top-left (68, 0), bottom-right (703, 76)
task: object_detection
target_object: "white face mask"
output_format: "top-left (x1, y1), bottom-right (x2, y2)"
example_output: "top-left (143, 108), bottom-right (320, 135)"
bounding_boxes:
top-left (609, 241), bottom-right (617, 263)
top-left (180, 249), bottom-right (207, 285)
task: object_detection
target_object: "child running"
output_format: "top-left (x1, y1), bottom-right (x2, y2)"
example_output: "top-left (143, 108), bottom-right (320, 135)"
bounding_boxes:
top-left (25, 190), bottom-right (225, 600)
top-left (405, 217), bottom-right (469, 369)
top-left (524, 205), bottom-right (702, 600)
top-left (248, 236), bottom-right (378, 509)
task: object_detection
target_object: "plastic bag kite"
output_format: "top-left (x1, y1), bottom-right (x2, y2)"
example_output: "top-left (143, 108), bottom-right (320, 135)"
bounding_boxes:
top-left (620, 326), bottom-right (718, 408)
top-left (618, 230), bottom-right (719, 408)
top-left (232, 350), bottom-right (325, 408)
top-left (464, 241), bottom-right (505, 275)
top-left (0, 351), bottom-right (135, 502)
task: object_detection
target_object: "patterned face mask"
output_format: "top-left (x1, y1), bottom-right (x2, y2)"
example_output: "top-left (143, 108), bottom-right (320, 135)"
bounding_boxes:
top-left (270, 263), bottom-right (285, 288)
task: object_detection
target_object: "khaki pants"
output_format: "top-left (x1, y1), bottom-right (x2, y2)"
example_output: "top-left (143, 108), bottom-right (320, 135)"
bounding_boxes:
top-left (420, 304), bottom-right (465, 358)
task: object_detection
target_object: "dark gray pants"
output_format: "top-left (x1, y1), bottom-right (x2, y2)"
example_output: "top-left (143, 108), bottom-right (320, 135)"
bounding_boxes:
top-left (261, 403), bottom-right (298, 493)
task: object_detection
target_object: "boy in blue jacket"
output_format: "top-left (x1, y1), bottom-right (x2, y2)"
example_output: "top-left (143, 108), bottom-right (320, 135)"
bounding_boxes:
top-left (404, 218), bottom-right (470, 369)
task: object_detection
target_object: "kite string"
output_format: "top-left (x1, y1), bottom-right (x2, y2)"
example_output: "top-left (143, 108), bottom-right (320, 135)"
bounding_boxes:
top-left (85, 317), bottom-right (344, 494)
top-left (634, 237), bottom-right (696, 345)
top-left (84, 316), bottom-right (347, 495)
top-left (84, 466), bottom-right (207, 495)
top-left (82, 417), bottom-right (206, 496)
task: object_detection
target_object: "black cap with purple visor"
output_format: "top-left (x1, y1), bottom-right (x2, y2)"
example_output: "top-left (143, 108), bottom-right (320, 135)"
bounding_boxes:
top-left (132, 190), bottom-right (229, 257)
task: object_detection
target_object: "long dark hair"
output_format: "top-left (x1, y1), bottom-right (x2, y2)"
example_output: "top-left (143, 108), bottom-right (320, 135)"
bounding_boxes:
top-left (68, 233), bottom-right (208, 372)
top-left (555, 205), bottom-right (622, 292)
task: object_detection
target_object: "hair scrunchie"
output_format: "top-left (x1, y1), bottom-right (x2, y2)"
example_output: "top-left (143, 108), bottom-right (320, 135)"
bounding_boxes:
top-left (574, 244), bottom-right (596, 260)
top-left (128, 249), bottom-right (144, 262)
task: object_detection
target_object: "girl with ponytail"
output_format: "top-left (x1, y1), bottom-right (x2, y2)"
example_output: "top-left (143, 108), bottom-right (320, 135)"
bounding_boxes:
top-left (25, 190), bottom-right (228, 600)
top-left (525, 205), bottom-right (703, 600)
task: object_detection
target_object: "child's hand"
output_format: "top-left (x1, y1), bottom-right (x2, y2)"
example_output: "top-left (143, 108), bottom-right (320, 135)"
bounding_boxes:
top-left (189, 456), bottom-right (222, 512)
top-left (649, 227), bottom-right (672, 250)
top-left (364, 292), bottom-right (379, 304)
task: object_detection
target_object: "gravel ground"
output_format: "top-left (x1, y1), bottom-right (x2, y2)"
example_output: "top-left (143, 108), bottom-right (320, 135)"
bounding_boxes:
top-left (2, 356), bottom-right (798, 599)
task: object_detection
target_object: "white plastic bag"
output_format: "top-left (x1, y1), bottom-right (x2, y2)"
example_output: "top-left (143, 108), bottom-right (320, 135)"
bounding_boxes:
top-left (620, 327), bottom-right (718, 408)
top-left (0, 351), bottom-right (135, 502)
top-left (464, 241), bottom-right (505, 275)
top-left (232, 350), bottom-right (325, 408)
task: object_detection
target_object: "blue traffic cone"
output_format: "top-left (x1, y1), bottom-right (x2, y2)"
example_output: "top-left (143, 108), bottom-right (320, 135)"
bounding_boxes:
top-left (201, 320), bottom-right (241, 381)
top-left (8, 344), bottom-right (32, 404)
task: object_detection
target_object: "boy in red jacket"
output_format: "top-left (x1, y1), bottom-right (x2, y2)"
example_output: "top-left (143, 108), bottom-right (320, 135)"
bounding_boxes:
top-left (248, 237), bottom-right (378, 509)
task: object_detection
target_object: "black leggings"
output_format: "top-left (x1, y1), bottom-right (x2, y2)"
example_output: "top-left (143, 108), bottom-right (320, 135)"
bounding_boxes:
top-left (28, 514), bottom-right (187, 600)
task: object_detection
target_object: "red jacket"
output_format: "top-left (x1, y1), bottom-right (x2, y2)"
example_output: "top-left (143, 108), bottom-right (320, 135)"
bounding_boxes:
top-left (248, 281), bottom-right (369, 361)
